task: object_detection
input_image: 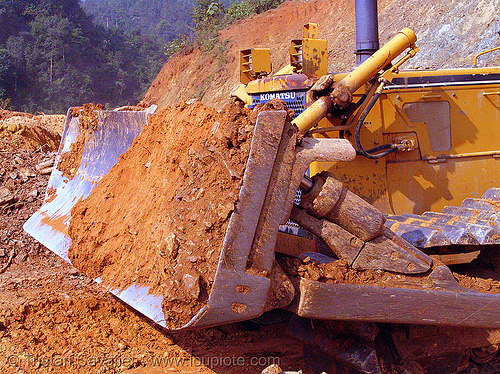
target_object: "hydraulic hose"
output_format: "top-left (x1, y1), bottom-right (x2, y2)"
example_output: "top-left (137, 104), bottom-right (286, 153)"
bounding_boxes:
top-left (354, 81), bottom-right (398, 159)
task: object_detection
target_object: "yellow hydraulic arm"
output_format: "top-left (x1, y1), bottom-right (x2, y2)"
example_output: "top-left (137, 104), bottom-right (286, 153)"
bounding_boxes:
top-left (292, 28), bottom-right (418, 136)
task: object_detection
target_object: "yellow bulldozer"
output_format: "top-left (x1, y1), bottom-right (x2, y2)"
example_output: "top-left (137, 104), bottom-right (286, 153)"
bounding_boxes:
top-left (24, 0), bottom-right (500, 372)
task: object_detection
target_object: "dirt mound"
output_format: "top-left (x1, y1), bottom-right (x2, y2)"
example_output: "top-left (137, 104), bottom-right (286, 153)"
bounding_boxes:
top-left (280, 253), bottom-right (500, 294)
top-left (0, 109), bottom-right (32, 121)
top-left (143, 0), bottom-right (500, 111)
top-left (0, 110), bottom-right (64, 152)
top-left (0, 255), bottom-right (306, 374)
top-left (0, 113), bottom-right (307, 373)
top-left (67, 100), bottom-right (255, 329)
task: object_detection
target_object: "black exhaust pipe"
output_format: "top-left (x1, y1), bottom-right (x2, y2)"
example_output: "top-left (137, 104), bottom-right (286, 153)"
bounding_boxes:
top-left (355, 0), bottom-right (379, 65)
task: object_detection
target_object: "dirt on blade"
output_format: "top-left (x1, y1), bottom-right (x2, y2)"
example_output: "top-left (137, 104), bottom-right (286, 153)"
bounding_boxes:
top-left (57, 103), bottom-right (103, 180)
top-left (67, 100), bottom-right (255, 329)
top-left (0, 108), bottom-right (307, 374)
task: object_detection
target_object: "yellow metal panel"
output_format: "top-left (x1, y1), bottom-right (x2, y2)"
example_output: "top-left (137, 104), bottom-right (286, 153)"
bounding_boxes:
top-left (302, 38), bottom-right (328, 78)
top-left (302, 23), bottom-right (319, 39)
top-left (239, 48), bottom-right (271, 84)
top-left (386, 157), bottom-right (500, 214)
top-left (310, 156), bottom-right (393, 214)
top-left (315, 72), bottom-right (500, 215)
top-left (245, 57), bottom-right (500, 215)
top-left (251, 49), bottom-right (271, 75)
top-left (246, 74), bottom-right (314, 94)
top-left (290, 39), bottom-right (302, 70)
top-left (332, 66), bottom-right (500, 81)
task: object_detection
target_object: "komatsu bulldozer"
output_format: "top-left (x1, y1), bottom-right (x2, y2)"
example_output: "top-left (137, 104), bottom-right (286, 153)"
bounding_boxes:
top-left (24, 0), bottom-right (500, 372)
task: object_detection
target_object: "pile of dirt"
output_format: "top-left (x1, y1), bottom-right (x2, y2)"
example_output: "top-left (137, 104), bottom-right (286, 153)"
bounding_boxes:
top-left (280, 253), bottom-right (500, 295)
top-left (0, 110), bottom-right (63, 152)
top-left (0, 256), bottom-right (307, 374)
top-left (454, 272), bottom-right (500, 294)
top-left (0, 104), bottom-right (308, 374)
top-left (57, 103), bottom-right (103, 180)
top-left (452, 254), bottom-right (500, 294)
top-left (0, 109), bottom-right (63, 274)
top-left (67, 100), bottom-right (255, 329)
top-left (280, 256), bottom-right (386, 285)
top-left (0, 109), bottom-right (32, 121)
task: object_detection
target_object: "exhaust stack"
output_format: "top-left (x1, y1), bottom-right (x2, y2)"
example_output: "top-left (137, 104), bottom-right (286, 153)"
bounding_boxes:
top-left (355, 0), bottom-right (379, 65)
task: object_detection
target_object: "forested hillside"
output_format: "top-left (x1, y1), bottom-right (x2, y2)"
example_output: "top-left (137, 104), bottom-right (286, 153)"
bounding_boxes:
top-left (82, 0), bottom-right (197, 43)
top-left (0, 0), bottom-right (164, 113)
top-left (0, 0), bottom-right (287, 113)
top-left (82, 0), bottom-right (285, 44)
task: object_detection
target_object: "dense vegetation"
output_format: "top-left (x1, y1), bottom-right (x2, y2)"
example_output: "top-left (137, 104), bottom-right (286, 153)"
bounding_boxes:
top-left (0, 0), bottom-right (285, 114)
top-left (82, 0), bottom-right (197, 43)
top-left (83, 0), bottom-right (285, 52)
top-left (167, 0), bottom-right (286, 56)
top-left (0, 0), bottom-right (164, 113)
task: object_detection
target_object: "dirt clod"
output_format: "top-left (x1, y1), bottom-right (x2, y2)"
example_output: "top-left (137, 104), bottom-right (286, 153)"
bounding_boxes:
top-left (0, 186), bottom-right (14, 206)
top-left (58, 103), bottom-right (103, 180)
top-left (0, 112), bottom-right (62, 153)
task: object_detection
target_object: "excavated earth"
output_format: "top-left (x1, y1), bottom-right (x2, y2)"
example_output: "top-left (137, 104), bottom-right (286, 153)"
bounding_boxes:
top-left (5, 0), bottom-right (500, 372)
top-left (2, 105), bottom-right (500, 373)
top-left (57, 103), bottom-right (103, 180)
top-left (279, 253), bottom-right (500, 294)
top-left (0, 108), bottom-right (309, 373)
top-left (68, 100), bottom-right (255, 329)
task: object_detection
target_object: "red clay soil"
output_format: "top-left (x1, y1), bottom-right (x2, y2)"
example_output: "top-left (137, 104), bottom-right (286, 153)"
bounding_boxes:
top-left (280, 253), bottom-right (500, 295)
top-left (0, 107), bottom-right (308, 374)
top-left (0, 255), bottom-right (308, 374)
top-left (0, 109), bottom-right (33, 121)
top-left (57, 103), bottom-right (103, 180)
top-left (0, 111), bottom-right (63, 153)
top-left (2, 107), bottom-right (500, 373)
top-left (67, 100), bottom-right (255, 329)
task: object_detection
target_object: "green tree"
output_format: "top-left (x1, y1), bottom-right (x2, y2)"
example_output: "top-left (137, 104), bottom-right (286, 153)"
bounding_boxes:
top-left (0, 0), bottom-right (165, 113)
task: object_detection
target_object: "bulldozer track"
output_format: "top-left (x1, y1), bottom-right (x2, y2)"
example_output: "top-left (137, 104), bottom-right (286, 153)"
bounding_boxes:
top-left (387, 187), bottom-right (500, 252)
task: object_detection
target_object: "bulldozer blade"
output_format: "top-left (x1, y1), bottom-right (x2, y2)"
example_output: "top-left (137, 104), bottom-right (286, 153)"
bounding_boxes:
top-left (22, 109), bottom-right (169, 324)
top-left (24, 108), bottom-right (357, 329)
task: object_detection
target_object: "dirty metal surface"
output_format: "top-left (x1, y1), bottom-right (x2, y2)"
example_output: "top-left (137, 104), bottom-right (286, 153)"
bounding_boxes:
top-left (292, 174), bottom-right (432, 274)
top-left (21, 109), bottom-right (169, 324)
top-left (387, 187), bottom-right (500, 260)
top-left (186, 111), bottom-right (356, 329)
top-left (246, 73), bottom-right (315, 94)
top-left (387, 216), bottom-right (479, 246)
top-left (25, 108), bottom-right (356, 330)
top-left (293, 262), bottom-right (500, 328)
top-left (290, 206), bottom-right (364, 265)
top-left (402, 212), bottom-right (500, 245)
top-left (186, 110), bottom-right (290, 329)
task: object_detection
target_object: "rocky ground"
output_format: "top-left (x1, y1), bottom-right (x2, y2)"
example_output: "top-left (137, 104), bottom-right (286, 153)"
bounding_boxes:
top-left (2, 105), bottom-right (500, 373)
top-left (4, 0), bottom-right (500, 370)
